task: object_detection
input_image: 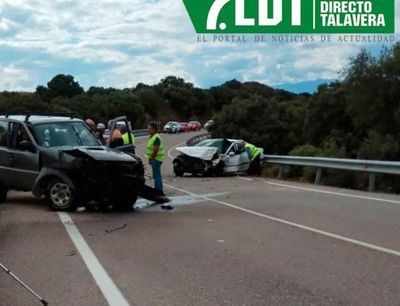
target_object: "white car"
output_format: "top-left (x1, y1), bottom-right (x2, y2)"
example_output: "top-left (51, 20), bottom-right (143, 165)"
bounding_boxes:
top-left (172, 138), bottom-right (264, 176)
top-left (164, 121), bottom-right (180, 133)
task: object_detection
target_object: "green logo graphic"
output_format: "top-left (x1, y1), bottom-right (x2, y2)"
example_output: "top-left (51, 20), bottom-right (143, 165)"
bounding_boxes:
top-left (182, 0), bottom-right (395, 34)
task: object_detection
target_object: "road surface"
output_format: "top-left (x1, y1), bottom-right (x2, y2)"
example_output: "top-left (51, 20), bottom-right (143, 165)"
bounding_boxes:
top-left (1, 131), bottom-right (400, 305)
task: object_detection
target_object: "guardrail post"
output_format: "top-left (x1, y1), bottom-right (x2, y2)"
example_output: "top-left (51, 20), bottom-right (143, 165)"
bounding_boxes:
top-left (369, 173), bottom-right (376, 192)
top-left (278, 166), bottom-right (284, 180)
top-left (315, 168), bottom-right (322, 185)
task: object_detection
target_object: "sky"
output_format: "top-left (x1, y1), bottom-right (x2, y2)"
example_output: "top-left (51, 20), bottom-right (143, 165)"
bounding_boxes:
top-left (0, 0), bottom-right (399, 93)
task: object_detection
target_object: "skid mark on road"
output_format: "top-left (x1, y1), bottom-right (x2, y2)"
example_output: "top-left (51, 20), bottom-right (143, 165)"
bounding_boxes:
top-left (165, 183), bottom-right (400, 258)
top-left (58, 212), bottom-right (130, 306)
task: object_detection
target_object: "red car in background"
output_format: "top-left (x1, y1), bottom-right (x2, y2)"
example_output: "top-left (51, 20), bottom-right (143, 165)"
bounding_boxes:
top-left (188, 121), bottom-right (202, 131)
top-left (180, 122), bottom-right (190, 132)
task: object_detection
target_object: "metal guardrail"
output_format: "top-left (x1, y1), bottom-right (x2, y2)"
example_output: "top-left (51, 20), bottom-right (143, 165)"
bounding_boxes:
top-left (265, 155), bottom-right (400, 192)
top-left (186, 133), bottom-right (211, 146)
top-left (133, 129), bottom-right (149, 137)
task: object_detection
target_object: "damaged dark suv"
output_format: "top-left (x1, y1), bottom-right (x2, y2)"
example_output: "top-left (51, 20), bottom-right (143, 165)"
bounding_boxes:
top-left (0, 113), bottom-right (145, 211)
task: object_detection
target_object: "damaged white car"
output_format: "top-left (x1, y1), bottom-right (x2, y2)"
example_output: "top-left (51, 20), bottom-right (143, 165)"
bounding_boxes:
top-left (173, 139), bottom-right (264, 176)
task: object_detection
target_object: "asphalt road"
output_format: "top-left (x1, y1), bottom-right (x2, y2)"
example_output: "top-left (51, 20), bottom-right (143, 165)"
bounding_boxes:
top-left (2, 131), bottom-right (400, 305)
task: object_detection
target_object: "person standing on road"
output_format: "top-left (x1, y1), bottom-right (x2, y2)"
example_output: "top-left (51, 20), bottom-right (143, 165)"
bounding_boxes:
top-left (85, 119), bottom-right (96, 132)
top-left (146, 122), bottom-right (165, 194)
top-left (108, 120), bottom-right (124, 148)
top-left (121, 125), bottom-right (136, 146)
top-left (96, 123), bottom-right (106, 144)
top-left (243, 141), bottom-right (262, 176)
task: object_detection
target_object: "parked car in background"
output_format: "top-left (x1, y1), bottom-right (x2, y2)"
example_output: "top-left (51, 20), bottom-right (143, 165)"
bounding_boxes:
top-left (179, 122), bottom-right (190, 132)
top-left (164, 121), bottom-right (180, 133)
top-left (188, 121), bottom-right (202, 131)
top-left (204, 120), bottom-right (215, 131)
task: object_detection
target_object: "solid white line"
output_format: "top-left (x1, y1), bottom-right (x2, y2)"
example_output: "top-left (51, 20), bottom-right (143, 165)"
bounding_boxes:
top-left (58, 212), bottom-right (130, 306)
top-left (164, 184), bottom-right (400, 258)
top-left (236, 176), bottom-right (253, 182)
top-left (167, 141), bottom-right (187, 160)
top-left (265, 181), bottom-right (400, 205)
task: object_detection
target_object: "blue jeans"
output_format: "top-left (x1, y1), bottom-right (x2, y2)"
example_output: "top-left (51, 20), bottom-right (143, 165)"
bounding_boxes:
top-left (150, 159), bottom-right (163, 192)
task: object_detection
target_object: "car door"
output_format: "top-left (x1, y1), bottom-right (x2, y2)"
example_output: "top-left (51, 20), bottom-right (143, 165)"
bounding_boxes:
top-left (107, 116), bottom-right (136, 154)
top-left (0, 120), bottom-right (10, 186)
top-left (222, 141), bottom-right (250, 173)
top-left (6, 122), bottom-right (40, 190)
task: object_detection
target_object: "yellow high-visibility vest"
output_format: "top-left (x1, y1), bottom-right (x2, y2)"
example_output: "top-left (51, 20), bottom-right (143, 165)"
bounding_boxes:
top-left (146, 133), bottom-right (164, 162)
top-left (122, 132), bottom-right (135, 145)
top-left (245, 143), bottom-right (261, 161)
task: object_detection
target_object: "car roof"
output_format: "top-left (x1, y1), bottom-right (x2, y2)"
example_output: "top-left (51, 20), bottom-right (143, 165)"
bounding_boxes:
top-left (0, 115), bottom-right (84, 125)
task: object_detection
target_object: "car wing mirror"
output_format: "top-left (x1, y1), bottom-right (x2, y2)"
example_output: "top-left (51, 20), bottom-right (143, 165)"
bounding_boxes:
top-left (228, 151), bottom-right (235, 156)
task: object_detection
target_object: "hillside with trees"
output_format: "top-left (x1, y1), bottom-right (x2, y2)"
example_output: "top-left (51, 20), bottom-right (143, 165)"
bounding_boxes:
top-left (1, 43), bottom-right (400, 191)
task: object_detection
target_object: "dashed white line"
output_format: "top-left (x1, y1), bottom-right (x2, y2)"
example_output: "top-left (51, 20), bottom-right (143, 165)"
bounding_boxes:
top-left (265, 181), bottom-right (400, 205)
top-left (165, 184), bottom-right (400, 258)
top-left (236, 176), bottom-right (253, 182)
top-left (58, 212), bottom-right (130, 306)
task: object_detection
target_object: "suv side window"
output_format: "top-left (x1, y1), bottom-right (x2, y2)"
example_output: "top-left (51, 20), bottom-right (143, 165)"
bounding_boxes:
top-left (9, 123), bottom-right (34, 151)
top-left (0, 121), bottom-right (9, 147)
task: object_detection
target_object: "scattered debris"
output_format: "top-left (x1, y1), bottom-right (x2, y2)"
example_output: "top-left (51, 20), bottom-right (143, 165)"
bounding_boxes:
top-left (105, 224), bottom-right (127, 234)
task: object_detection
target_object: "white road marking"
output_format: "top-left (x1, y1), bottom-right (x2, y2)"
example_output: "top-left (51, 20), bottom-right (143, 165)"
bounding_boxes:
top-left (165, 184), bottom-right (400, 258)
top-left (167, 141), bottom-right (187, 160)
top-left (236, 176), bottom-right (253, 182)
top-left (134, 192), bottom-right (228, 210)
top-left (265, 181), bottom-right (400, 205)
top-left (58, 212), bottom-right (130, 306)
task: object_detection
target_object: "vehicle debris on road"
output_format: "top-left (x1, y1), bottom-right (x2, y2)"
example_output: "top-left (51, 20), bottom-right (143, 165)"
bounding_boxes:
top-left (105, 224), bottom-right (127, 234)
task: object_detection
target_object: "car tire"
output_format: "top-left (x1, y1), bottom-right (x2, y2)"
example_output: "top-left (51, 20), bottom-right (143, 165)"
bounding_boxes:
top-left (46, 179), bottom-right (77, 211)
top-left (0, 183), bottom-right (8, 203)
top-left (113, 194), bottom-right (138, 211)
top-left (214, 161), bottom-right (225, 177)
top-left (173, 160), bottom-right (185, 177)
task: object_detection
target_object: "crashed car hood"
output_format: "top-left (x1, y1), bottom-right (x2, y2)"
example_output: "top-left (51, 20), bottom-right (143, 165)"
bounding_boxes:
top-left (60, 147), bottom-right (138, 162)
top-left (175, 146), bottom-right (218, 161)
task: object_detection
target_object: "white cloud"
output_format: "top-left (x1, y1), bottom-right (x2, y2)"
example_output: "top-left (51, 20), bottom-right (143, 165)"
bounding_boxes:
top-left (0, 64), bottom-right (32, 91)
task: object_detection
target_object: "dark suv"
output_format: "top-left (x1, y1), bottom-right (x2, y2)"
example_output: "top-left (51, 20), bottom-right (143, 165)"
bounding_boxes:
top-left (0, 113), bottom-right (144, 211)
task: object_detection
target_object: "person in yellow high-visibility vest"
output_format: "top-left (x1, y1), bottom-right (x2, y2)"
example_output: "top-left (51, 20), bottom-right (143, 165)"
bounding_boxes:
top-left (122, 131), bottom-right (135, 145)
top-left (243, 142), bottom-right (262, 176)
top-left (146, 122), bottom-right (165, 194)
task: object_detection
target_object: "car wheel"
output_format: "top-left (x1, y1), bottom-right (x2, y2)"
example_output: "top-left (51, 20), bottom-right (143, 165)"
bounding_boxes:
top-left (173, 160), bottom-right (185, 177)
top-left (113, 194), bottom-right (138, 211)
top-left (214, 161), bottom-right (225, 177)
top-left (0, 183), bottom-right (8, 203)
top-left (46, 179), bottom-right (77, 211)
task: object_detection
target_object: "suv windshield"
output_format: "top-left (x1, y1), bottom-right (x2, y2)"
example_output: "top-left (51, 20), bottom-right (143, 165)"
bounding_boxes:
top-left (32, 122), bottom-right (101, 147)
